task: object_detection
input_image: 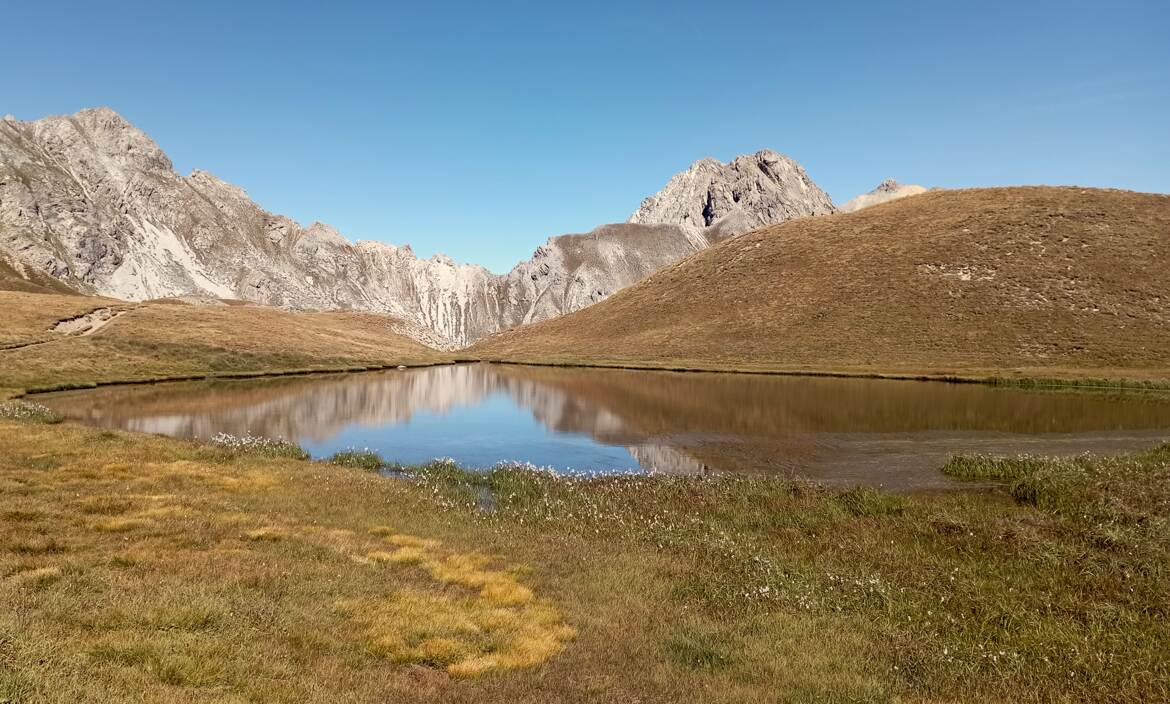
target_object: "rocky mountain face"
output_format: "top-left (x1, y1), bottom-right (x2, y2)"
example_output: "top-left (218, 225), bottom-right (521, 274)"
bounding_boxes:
top-left (0, 108), bottom-right (836, 347)
top-left (838, 179), bottom-right (927, 213)
top-left (629, 149), bottom-right (836, 243)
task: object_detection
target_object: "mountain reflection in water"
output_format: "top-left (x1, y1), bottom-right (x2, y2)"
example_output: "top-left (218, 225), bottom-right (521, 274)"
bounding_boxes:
top-left (39, 363), bottom-right (1170, 490)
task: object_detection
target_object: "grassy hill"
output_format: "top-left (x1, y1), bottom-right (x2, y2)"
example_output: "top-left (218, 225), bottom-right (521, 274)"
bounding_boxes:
top-left (0, 291), bottom-right (450, 396)
top-left (471, 187), bottom-right (1170, 381)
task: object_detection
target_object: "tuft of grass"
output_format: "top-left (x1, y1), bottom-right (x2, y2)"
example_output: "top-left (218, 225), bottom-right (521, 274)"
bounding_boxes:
top-left (208, 432), bottom-right (309, 460)
top-left (326, 449), bottom-right (385, 471)
top-left (10, 536), bottom-right (65, 555)
top-left (833, 486), bottom-right (908, 517)
top-left (8, 566), bottom-right (63, 590)
top-left (146, 653), bottom-right (225, 687)
top-left (92, 518), bottom-right (149, 533)
top-left (76, 496), bottom-right (137, 516)
top-left (149, 604), bottom-right (225, 633)
top-left (0, 667), bottom-right (37, 703)
top-left (244, 526), bottom-right (288, 542)
top-left (941, 454), bottom-right (1050, 481)
top-left (88, 642), bottom-right (156, 667)
top-left (664, 630), bottom-right (733, 671)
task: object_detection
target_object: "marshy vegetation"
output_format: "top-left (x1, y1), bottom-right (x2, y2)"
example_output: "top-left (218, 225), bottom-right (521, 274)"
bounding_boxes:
top-left (2, 406), bottom-right (1167, 702)
top-left (209, 432), bottom-right (310, 460)
top-left (0, 400), bottom-right (61, 424)
top-left (327, 449), bottom-right (390, 472)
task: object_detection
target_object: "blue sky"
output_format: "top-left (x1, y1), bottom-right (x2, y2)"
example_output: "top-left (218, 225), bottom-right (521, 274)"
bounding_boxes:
top-left (9, 0), bottom-right (1169, 272)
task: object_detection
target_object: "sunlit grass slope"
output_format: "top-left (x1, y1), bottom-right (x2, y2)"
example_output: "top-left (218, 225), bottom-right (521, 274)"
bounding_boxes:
top-left (0, 255), bottom-right (82, 296)
top-left (1, 410), bottom-right (1167, 702)
top-left (0, 291), bottom-right (450, 396)
top-left (472, 187), bottom-right (1170, 381)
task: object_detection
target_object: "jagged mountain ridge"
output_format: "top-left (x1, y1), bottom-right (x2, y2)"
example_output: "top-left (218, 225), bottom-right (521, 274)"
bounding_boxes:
top-left (0, 108), bottom-right (836, 346)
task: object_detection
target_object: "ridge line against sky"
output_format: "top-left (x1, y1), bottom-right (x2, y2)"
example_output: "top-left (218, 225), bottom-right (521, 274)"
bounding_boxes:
top-left (8, 0), bottom-right (1169, 273)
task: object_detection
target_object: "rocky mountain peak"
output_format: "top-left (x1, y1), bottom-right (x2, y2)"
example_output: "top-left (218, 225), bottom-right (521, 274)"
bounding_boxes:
top-left (839, 179), bottom-right (928, 213)
top-left (627, 149), bottom-right (836, 244)
top-left (74, 105), bottom-right (130, 124)
top-left (14, 106), bottom-right (175, 176)
top-left (186, 169), bottom-right (251, 200)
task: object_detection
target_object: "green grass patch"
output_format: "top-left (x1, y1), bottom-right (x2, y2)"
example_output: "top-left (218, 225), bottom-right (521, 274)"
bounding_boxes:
top-left (664, 629), bottom-right (733, 671)
top-left (208, 432), bottom-right (309, 460)
top-left (940, 454), bottom-right (1050, 481)
top-left (833, 486), bottom-right (908, 517)
top-left (326, 449), bottom-right (386, 471)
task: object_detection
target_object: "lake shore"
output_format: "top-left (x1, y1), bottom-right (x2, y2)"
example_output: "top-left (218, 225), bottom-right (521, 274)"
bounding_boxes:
top-left (2, 409), bottom-right (1167, 702)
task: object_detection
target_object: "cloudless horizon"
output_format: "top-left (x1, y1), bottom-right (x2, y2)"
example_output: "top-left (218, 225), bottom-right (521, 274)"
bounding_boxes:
top-left (9, 0), bottom-right (1169, 272)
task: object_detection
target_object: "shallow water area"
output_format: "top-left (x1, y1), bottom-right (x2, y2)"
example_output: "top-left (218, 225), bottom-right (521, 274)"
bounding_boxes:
top-left (37, 363), bottom-right (1170, 490)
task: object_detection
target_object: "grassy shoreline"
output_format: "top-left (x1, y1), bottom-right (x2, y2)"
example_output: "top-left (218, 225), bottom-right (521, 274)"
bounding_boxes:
top-left (2, 409), bottom-right (1167, 702)
top-left (474, 357), bottom-right (1170, 392)
top-left (12, 355), bottom-right (1170, 407)
top-left (9, 360), bottom-right (460, 398)
top-left (0, 291), bottom-right (452, 401)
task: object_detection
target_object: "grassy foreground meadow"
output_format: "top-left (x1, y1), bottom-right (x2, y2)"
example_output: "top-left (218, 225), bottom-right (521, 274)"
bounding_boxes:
top-left (1, 404), bottom-right (1167, 703)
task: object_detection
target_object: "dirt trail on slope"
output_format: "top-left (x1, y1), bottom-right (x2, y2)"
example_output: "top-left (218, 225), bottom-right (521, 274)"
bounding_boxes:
top-left (1, 305), bottom-right (133, 352)
top-left (52, 307), bottom-right (129, 336)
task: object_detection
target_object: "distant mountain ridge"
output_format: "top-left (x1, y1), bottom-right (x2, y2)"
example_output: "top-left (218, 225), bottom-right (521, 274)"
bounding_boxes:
top-left (0, 108), bottom-right (837, 346)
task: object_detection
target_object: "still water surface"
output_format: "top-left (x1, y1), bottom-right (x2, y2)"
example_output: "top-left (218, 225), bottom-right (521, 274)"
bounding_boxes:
top-left (38, 364), bottom-right (1170, 490)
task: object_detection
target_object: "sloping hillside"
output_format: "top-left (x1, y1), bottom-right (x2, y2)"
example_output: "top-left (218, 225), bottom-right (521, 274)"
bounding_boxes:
top-left (0, 254), bottom-right (83, 295)
top-left (472, 187), bottom-right (1170, 380)
top-left (0, 291), bottom-right (449, 395)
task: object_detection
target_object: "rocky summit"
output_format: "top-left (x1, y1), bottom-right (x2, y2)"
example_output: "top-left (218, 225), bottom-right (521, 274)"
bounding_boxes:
top-left (0, 109), bottom-right (836, 347)
top-left (838, 179), bottom-right (927, 213)
top-left (628, 149), bottom-right (836, 244)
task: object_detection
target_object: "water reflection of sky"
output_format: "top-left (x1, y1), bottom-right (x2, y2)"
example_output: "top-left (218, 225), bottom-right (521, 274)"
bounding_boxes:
top-left (300, 392), bottom-right (642, 474)
top-left (38, 363), bottom-right (1170, 489)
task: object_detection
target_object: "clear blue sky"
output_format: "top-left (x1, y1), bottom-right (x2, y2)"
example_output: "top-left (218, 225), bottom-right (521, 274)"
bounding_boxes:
top-left (9, 0), bottom-right (1169, 272)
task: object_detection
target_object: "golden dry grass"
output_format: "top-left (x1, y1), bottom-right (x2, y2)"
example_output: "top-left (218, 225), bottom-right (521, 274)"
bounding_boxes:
top-left (3, 416), bottom-right (1167, 702)
top-left (0, 291), bottom-right (451, 396)
top-left (0, 417), bottom-right (889, 703)
top-left (349, 534), bottom-right (573, 676)
top-left (472, 187), bottom-right (1170, 381)
top-left (0, 420), bottom-right (577, 702)
top-left (0, 292), bottom-right (116, 347)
